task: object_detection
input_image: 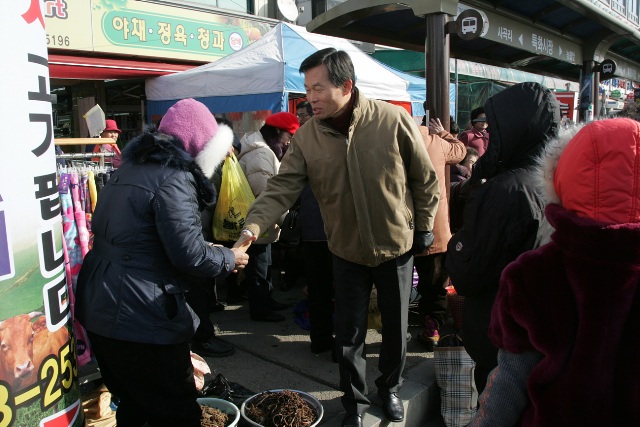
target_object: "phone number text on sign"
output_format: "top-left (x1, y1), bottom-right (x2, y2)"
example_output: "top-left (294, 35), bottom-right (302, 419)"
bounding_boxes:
top-left (46, 34), bottom-right (70, 47)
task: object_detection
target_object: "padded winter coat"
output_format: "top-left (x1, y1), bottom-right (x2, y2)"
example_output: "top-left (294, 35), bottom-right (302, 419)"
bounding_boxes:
top-left (238, 130), bottom-right (282, 244)
top-left (417, 127), bottom-right (466, 256)
top-left (75, 131), bottom-right (235, 345)
top-left (446, 82), bottom-right (560, 371)
top-left (472, 118), bottom-right (640, 426)
top-left (244, 89), bottom-right (440, 267)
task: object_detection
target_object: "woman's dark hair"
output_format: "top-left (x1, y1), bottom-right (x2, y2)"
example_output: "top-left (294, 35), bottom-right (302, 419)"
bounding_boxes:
top-left (463, 147), bottom-right (479, 161)
top-left (260, 124), bottom-right (286, 161)
top-left (450, 116), bottom-right (460, 135)
top-left (215, 115), bottom-right (242, 154)
top-left (470, 106), bottom-right (485, 122)
top-left (299, 48), bottom-right (356, 87)
top-left (214, 116), bottom-right (233, 127)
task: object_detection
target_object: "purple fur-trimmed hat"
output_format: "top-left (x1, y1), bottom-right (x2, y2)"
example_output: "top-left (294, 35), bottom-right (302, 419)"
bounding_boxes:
top-left (158, 98), bottom-right (218, 158)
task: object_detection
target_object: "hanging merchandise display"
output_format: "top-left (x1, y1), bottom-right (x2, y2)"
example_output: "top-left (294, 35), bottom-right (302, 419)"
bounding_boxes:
top-left (0, 1), bottom-right (83, 426)
top-left (56, 164), bottom-right (115, 369)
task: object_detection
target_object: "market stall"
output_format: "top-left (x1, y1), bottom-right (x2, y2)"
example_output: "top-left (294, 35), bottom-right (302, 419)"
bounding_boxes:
top-left (146, 23), bottom-right (427, 123)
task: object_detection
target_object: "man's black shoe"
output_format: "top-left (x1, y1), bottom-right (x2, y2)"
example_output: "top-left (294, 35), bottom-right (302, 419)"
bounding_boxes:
top-left (341, 414), bottom-right (362, 427)
top-left (250, 311), bottom-right (285, 322)
top-left (269, 299), bottom-right (288, 311)
top-left (378, 391), bottom-right (404, 422)
top-left (191, 337), bottom-right (235, 358)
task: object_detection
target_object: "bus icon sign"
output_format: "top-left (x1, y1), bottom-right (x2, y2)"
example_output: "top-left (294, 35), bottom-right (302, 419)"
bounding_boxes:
top-left (599, 59), bottom-right (617, 79)
top-left (456, 9), bottom-right (489, 41)
top-left (461, 17), bottom-right (477, 34)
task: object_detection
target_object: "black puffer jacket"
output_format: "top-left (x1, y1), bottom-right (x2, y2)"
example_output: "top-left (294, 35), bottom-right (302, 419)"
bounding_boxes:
top-left (76, 130), bottom-right (235, 345)
top-left (445, 82), bottom-right (560, 371)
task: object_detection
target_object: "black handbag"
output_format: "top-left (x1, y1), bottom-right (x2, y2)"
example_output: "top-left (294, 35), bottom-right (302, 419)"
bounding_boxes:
top-left (278, 203), bottom-right (302, 248)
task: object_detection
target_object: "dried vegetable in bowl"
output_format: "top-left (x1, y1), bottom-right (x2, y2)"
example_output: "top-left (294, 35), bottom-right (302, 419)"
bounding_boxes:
top-left (200, 405), bottom-right (229, 427)
top-left (245, 390), bottom-right (318, 427)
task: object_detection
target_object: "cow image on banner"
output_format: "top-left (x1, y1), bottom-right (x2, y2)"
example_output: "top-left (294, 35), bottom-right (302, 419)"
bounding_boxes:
top-left (0, 1), bottom-right (83, 427)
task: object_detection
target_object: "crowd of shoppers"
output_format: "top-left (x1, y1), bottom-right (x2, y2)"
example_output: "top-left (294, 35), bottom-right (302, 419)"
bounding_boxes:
top-left (74, 45), bottom-right (639, 426)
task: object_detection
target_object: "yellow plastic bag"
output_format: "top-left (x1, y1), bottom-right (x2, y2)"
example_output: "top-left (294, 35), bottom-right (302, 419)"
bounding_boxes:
top-left (212, 154), bottom-right (255, 241)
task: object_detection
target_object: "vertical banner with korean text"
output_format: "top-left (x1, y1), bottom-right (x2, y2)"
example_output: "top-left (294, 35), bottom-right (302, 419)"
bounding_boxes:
top-left (0, 1), bottom-right (83, 426)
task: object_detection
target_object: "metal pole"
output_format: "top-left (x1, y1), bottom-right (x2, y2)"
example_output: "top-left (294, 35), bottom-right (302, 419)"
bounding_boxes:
top-left (454, 58), bottom-right (459, 122)
top-left (425, 13), bottom-right (451, 132)
top-left (592, 69), bottom-right (601, 119)
top-left (579, 60), bottom-right (596, 122)
top-left (425, 12), bottom-right (452, 200)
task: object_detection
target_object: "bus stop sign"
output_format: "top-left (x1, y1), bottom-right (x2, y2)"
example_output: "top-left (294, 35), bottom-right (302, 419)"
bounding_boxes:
top-left (456, 9), bottom-right (489, 41)
top-left (599, 59), bottom-right (617, 80)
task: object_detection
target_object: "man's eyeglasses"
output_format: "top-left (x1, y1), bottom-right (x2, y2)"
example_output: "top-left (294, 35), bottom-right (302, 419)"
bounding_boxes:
top-left (297, 113), bottom-right (310, 118)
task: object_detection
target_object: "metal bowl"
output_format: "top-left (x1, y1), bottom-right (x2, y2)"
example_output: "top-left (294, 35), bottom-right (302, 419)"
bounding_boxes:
top-left (197, 397), bottom-right (240, 427)
top-left (240, 389), bottom-right (324, 427)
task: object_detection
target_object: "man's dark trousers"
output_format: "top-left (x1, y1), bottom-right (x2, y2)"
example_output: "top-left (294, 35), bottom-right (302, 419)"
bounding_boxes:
top-left (333, 252), bottom-right (413, 416)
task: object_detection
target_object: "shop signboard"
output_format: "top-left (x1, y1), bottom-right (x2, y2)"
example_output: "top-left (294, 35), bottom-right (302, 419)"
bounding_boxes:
top-left (0, 1), bottom-right (83, 426)
top-left (43, 0), bottom-right (93, 51)
top-left (555, 91), bottom-right (578, 121)
top-left (43, 1), bottom-right (274, 62)
top-left (456, 3), bottom-right (583, 65)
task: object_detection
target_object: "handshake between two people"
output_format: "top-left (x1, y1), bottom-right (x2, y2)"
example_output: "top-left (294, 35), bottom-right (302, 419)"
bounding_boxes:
top-left (229, 228), bottom-right (433, 267)
top-left (229, 230), bottom-right (257, 271)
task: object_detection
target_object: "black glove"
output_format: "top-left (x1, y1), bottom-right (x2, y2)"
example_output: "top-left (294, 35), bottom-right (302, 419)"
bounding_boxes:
top-left (411, 230), bottom-right (434, 255)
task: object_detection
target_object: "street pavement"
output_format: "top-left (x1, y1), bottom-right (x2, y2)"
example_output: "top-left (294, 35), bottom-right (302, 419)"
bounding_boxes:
top-left (202, 278), bottom-right (448, 427)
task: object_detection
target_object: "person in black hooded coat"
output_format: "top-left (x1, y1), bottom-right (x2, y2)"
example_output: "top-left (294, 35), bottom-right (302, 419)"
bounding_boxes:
top-left (445, 82), bottom-right (560, 393)
top-left (75, 99), bottom-right (250, 427)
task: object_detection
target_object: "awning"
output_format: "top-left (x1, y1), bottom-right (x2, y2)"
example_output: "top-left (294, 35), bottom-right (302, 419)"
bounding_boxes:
top-left (48, 54), bottom-right (197, 79)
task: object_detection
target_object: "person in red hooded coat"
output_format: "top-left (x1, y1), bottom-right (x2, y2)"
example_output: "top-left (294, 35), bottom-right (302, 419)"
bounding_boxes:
top-left (470, 118), bottom-right (640, 426)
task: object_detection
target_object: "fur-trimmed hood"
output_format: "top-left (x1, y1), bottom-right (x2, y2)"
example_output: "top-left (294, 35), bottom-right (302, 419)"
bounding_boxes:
top-left (533, 122), bottom-right (583, 207)
top-left (121, 126), bottom-right (232, 209)
top-left (534, 118), bottom-right (640, 225)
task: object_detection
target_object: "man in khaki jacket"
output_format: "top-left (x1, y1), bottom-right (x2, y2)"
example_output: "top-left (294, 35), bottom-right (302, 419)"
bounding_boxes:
top-left (234, 48), bottom-right (439, 427)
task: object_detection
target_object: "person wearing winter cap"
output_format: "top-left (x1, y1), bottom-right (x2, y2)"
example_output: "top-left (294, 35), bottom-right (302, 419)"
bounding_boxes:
top-left (92, 118), bottom-right (123, 167)
top-left (75, 98), bottom-right (252, 427)
top-left (236, 111), bottom-right (299, 322)
top-left (470, 118), bottom-right (640, 426)
top-left (458, 106), bottom-right (489, 157)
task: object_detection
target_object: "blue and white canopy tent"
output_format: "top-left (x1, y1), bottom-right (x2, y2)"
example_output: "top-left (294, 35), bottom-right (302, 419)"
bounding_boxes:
top-left (145, 23), bottom-right (426, 118)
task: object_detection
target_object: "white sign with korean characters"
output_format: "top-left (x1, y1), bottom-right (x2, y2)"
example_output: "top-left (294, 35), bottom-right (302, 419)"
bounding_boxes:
top-left (1, 1), bottom-right (83, 427)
